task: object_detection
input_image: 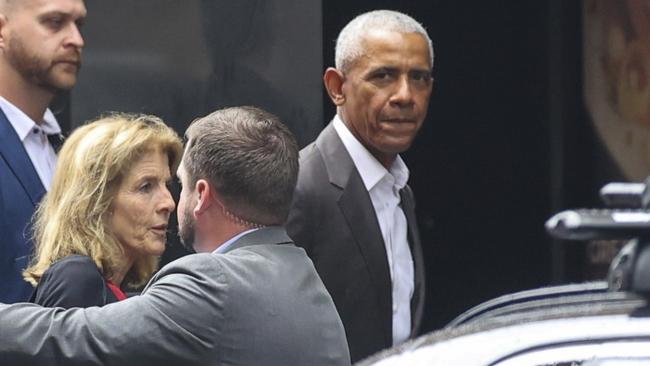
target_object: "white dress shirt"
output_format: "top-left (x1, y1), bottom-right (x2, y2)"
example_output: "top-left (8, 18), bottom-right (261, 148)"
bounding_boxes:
top-left (333, 115), bottom-right (415, 345)
top-left (0, 96), bottom-right (60, 191)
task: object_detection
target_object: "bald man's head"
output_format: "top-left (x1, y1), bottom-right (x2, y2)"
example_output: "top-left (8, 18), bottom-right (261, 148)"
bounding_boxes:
top-left (0, 0), bottom-right (86, 98)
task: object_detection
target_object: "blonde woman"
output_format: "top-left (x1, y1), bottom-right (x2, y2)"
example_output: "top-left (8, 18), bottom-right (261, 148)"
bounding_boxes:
top-left (23, 113), bottom-right (182, 307)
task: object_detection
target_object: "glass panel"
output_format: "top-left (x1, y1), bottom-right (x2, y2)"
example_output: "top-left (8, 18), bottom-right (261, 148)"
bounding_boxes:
top-left (72, 0), bottom-right (323, 147)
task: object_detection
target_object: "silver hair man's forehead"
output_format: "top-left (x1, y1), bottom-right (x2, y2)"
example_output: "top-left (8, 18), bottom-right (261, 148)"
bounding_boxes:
top-left (334, 9), bottom-right (434, 72)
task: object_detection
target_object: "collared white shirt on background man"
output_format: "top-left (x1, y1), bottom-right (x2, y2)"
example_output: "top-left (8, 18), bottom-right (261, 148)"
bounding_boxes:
top-left (0, 96), bottom-right (60, 191)
top-left (333, 114), bottom-right (415, 346)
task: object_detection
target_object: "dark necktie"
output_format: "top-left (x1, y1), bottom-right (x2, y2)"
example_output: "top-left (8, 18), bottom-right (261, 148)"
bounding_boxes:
top-left (46, 133), bottom-right (65, 153)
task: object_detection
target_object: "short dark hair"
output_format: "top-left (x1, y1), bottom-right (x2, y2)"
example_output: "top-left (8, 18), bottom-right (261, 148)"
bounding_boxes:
top-left (184, 106), bottom-right (299, 226)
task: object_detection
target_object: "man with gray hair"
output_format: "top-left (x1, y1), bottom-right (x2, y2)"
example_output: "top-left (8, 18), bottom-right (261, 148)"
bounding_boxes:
top-left (0, 106), bottom-right (351, 366)
top-left (287, 10), bottom-right (433, 362)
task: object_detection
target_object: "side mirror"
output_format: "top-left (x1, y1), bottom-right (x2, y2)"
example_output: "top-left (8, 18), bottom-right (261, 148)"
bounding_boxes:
top-left (545, 178), bottom-right (650, 297)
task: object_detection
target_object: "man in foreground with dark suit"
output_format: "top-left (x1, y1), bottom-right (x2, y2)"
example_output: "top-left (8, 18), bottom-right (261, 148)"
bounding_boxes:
top-left (0, 106), bottom-right (351, 366)
top-left (0, 0), bottom-right (86, 302)
top-left (287, 10), bottom-right (434, 363)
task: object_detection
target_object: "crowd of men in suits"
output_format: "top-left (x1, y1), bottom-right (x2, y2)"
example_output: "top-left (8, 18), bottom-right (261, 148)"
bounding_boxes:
top-left (0, 0), bottom-right (434, 364)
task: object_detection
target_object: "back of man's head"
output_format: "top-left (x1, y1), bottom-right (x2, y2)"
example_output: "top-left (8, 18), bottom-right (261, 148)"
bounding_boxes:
top-left (183, 106), bottom-right (299, 227)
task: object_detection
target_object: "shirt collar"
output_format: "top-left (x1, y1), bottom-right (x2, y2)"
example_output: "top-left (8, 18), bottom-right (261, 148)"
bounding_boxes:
top-left (391, 155), bottom-right (409, 189)
top-left (212, 228), bottom-right (259, 254)
top-left (333, 114), bottom-right (409, 191)
top-left (0, 96), bottom-right (60, 141)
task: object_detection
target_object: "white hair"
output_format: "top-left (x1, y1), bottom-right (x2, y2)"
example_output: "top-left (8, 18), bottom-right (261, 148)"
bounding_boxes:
top-left (335, 10), bottom-right (434, 72)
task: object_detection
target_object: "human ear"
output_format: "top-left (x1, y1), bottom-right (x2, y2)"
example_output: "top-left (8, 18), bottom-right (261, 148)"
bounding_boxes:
top-left (194, 179), bottom-right (213, 215)
top-left (323, 67), bottom-right (346, 106)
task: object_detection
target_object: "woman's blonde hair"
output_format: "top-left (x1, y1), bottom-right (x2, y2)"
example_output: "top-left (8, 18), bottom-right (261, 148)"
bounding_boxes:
top-left (23, 113), bottom-right (182, 288)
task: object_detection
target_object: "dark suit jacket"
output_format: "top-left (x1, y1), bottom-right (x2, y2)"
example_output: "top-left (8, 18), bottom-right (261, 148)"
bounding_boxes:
top-left (0, 227), bottom-right (351, 366)
top-left (30, 255), bottom-right (120, 308)
top-left (0, 109), bottom-right (45, 303)
top-left (287, 122), bottom-right (426, 363)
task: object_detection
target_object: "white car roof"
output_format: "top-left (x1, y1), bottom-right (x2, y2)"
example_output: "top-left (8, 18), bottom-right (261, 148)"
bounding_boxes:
top-left (370, 314), bottom-right (650, 365)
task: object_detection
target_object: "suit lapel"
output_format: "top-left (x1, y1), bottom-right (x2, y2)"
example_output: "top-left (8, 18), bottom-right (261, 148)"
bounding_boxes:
top-left (316, 123), bottom-right (393, 339)
top-left (0, 109), bottom-right (45, 206)
top-left (338, 175), bottom-right (392, 308)
top-left (401, 186), bottom-right (426, 335)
